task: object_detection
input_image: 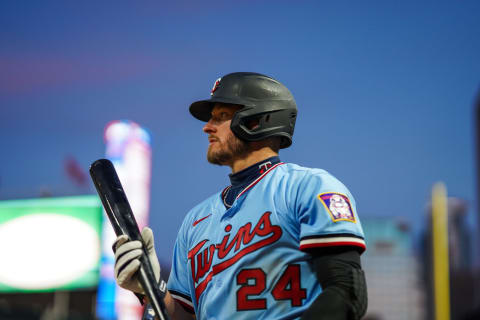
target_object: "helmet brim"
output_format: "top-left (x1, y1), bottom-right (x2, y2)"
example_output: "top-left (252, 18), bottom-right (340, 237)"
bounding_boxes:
top-left (189, 97), bottom-right (248, 122)
top-left (189, 100), bottom-right (213, 122)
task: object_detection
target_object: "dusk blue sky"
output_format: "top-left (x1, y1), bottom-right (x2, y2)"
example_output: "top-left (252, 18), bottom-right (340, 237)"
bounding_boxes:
top-left (1, 1), bottom-right (479, 260)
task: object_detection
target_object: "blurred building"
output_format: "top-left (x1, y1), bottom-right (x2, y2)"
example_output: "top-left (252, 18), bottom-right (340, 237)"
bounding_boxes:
top-left (421, 197), bottom-right (477, 320)
top-left (361, 218), bottom-right (425, 320)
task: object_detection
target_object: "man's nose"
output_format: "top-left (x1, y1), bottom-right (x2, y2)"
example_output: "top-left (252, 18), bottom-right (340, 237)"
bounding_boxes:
top-left (203, 120), bottom-right (216, 134)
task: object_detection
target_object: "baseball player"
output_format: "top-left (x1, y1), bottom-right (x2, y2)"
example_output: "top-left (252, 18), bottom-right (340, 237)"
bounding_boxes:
top-left (113, 72), bottom-right (368, 319)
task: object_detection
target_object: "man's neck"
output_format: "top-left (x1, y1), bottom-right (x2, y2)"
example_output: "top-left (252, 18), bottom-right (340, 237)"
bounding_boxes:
top-left (230, 147), bottom-right (278, 173)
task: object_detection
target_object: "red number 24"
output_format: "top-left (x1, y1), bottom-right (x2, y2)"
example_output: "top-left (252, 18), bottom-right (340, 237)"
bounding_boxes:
top-left (236, 264), bottom-right (306, 311)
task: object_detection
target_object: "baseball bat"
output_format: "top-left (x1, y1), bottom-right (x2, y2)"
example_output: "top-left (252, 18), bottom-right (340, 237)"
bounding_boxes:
top-left (89, 159), bottom-right (170, 320)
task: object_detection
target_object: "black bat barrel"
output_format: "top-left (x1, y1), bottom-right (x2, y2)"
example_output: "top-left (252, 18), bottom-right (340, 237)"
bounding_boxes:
top-left (90, 159), bottom-right (170, 320)
top-left (90, 159), bottom-right (138, 239)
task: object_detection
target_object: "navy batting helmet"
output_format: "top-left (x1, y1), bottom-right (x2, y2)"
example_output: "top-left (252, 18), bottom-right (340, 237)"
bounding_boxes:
top-left (189, 72), bottom-right (298, 149)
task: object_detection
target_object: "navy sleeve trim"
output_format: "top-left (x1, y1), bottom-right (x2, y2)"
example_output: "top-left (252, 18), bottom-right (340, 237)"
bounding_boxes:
top-left (300, 233), bottom-right (366, 253)
top-left (169, 289), bottom-right (195, 314)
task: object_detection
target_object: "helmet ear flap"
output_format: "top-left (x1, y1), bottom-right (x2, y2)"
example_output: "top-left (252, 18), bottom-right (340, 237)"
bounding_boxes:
top-left (231, 108), bottom-right (295, 149)
top-left (242, 114), bottom-right (264, 132)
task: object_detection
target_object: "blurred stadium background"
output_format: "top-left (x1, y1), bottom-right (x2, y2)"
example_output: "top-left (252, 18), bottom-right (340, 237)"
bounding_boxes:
top-left (1, 1), bottom-right (479, 319)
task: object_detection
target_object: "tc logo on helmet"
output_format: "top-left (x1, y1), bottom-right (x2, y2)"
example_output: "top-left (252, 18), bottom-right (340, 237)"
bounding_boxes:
top-left (211, 78), bottom-right (221, 96)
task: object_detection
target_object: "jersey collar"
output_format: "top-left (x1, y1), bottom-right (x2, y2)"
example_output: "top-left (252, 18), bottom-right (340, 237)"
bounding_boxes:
top-left (228, 156), bottom-right (281, 187)
top-left (235, 161), bottom-right (284, 201)
top-left (221, 156), bottom-right (283, 209)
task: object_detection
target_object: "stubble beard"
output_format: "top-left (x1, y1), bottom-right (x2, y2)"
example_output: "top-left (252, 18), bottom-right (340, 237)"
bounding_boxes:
top-left (207, 132), bottom-right (250, 166)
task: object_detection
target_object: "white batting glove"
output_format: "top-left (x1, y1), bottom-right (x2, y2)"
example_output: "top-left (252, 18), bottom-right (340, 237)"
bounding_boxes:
top-left (113, 227), bottom-right (160, 295)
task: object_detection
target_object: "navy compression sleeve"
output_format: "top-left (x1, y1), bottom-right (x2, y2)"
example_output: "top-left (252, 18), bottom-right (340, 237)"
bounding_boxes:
top-left (301, 248), bottom-right (367, 320)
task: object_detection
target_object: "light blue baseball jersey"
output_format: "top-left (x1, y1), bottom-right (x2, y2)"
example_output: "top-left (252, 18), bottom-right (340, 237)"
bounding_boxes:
top-left (167, 162), bottom-right (366, 320)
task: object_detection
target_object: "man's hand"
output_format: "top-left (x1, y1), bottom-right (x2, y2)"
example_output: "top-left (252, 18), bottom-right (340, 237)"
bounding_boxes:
top-left (113, 227), bottom-right (161, 294)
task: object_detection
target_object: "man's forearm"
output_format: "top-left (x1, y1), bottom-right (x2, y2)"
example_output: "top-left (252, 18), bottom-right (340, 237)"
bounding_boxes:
top-left (301, 249), bottom-right (367, 320)
top-left (302, 286), bottom-right (350, 320)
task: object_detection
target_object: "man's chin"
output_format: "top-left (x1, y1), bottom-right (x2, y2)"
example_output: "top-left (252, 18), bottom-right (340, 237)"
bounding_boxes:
top-left (206, 136), bottom-right (249, 166)
top-left (207, 150), bottom-right (231, 166)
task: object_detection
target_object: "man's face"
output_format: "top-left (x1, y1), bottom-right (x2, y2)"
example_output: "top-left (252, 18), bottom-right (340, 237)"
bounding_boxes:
top-left (203, 103), bottom-right (249, 166)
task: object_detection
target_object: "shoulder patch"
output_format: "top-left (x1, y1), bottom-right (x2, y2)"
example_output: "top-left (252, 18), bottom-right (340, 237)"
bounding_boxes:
top-left (317, 192), bottom-right (356, 223)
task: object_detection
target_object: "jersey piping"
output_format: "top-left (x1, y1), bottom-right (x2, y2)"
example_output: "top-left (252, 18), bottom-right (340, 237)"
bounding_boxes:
top-left (235, 162), bottom-right (285, 200)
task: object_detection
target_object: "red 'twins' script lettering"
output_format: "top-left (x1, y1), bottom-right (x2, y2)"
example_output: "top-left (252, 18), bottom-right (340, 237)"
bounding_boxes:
top-left (187, 211), bottom-right (282, 301)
